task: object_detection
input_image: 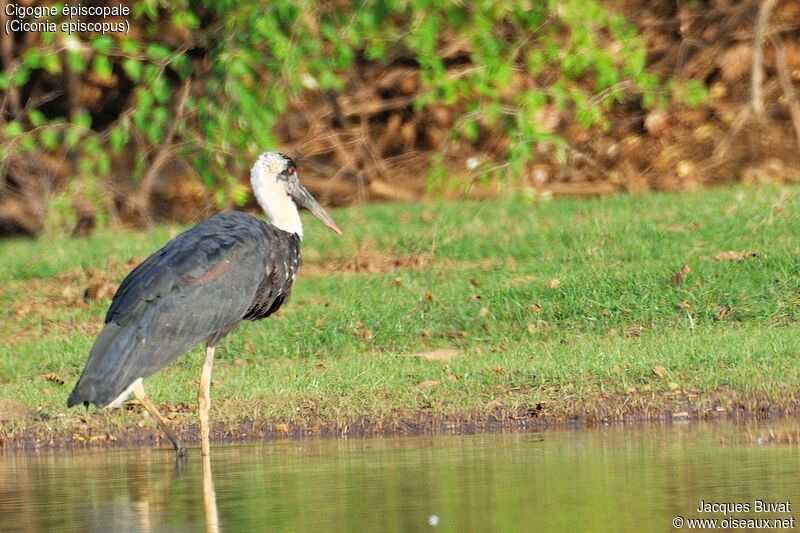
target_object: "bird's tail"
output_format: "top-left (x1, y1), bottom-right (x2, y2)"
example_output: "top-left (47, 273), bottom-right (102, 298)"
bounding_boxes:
top-left (67, 322), bottom-right (141, 408)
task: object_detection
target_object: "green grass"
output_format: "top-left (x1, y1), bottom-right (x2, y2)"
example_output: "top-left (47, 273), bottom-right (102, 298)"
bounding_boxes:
top-left (2, 186), bottom-right (800, 441)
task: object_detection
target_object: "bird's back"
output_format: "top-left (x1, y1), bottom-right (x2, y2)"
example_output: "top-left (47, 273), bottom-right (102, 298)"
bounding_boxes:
top-left (68, 211), bottom-right (301, 408)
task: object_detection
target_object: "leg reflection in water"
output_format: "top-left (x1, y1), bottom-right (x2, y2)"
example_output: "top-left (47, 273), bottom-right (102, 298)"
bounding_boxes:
top-left (203, 452), bottom-right (219, 533)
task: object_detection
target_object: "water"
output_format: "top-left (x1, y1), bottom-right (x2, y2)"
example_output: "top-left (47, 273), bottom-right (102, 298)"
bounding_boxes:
top-left (1, 421), bottom-right (798, 532)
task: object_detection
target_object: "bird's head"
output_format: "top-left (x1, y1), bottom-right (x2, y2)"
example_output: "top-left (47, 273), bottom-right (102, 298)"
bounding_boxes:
top-left (250, 152), bottom-right (342, 238)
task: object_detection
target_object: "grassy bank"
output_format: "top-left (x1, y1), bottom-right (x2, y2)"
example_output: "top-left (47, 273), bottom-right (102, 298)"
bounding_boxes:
top-left (2, 186), bottom-right (800, 449)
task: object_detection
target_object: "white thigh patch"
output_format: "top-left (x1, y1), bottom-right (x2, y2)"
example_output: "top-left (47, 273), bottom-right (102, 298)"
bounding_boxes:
top-left (105, 377), bottom-right (143, 408)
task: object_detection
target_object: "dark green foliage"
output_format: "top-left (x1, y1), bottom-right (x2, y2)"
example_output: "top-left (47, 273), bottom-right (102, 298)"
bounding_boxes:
top-left (1, 0), bottom-right (674, 221)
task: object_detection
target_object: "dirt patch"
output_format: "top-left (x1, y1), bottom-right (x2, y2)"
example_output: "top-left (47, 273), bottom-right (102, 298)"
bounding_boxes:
top-left (0, 399), bottom-right (31, 423)
top-left (1, 259), bottom-right (146, 345)
top-left (302, 247), bottom-right (506, 277)
top-left (304, 249), bottom-right (434, 275)
top-left (2, 249), bottom-right (440, 346)
top-left (4, 282), bottom-right (98, 347)
top-left (1, 393), bottom-right (798, 452)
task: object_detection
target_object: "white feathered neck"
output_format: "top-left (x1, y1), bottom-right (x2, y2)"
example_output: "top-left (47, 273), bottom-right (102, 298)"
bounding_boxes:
top-left (250, 155), bottom-right (303, 238)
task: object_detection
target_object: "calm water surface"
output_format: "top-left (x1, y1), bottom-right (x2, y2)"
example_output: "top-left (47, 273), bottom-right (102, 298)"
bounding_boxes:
top-left (1, 421), bottom-right (798, 532)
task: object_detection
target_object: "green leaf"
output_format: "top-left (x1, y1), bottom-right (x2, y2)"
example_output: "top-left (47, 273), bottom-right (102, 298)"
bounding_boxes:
top-left (22, 50), bottom-right (42, 69)
top-left (19, 136), bottom-right (36, 151)
top-left (28, 109), bottom-right (46, 127)
top-left (145, 43), bottom-right (172, 61)
top-left (91, 36), bottom-right (115, 53)
top-left (122, 59), bottom-right (142, 82)
top-left (41, 54), bottom-right (61, 74)
top-left (214, 188), bottom-right (226, 208)
top-left (672, 79), bottom-right (709, 108)
top-left (73, 113), bottom-right (92, 129)
top-left (230, 185), bottom-right (248, 206)
top-left (39, 129), bottom-right (59, 150)
top-left (171, 54), bottom-right (192, 78)
top-left (135, 88), bottom-right (154, 112)
top-left (318, 70), bottom-right (342, 91)
top-left (142, 64), bottom-right (160, 84)
top-left (133, 0), bottom-right (158, 19)
top-left (96, 153), bottom-right (112, 175)
top-left (145, 121), bottom-right (163, 143)
top-left (67, 51), bottom-right (86, 73)
top-left (463, 120), bottom-right (479, 142)
top-left (92, 55), bottom-right (114, 80)
top-left (151, 78), bottom-right (171, 104)
top-left (3, 121), bottom-right (24, 138)
top-left (11, 69), bottom-right (30, 86)
top-left (64, 127), bottom-right (82, 150)
top-left (109, 126), bottom-right (129, 152)
top-left (120, 39), bottom-right (140, 55)
top-left (172, 10), bottom-right (199, 29)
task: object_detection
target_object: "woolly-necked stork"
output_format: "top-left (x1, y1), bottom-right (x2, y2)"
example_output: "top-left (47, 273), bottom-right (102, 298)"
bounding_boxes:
top-left (67, 152), bottom-right (341, 456)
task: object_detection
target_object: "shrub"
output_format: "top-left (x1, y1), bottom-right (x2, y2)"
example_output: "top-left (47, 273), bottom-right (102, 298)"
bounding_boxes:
top-left (0, 0), bottom-right (663, 229)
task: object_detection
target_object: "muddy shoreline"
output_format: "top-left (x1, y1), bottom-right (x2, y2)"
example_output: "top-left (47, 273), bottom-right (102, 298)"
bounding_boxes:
top-left (3, 397), bottom-right (798, 453)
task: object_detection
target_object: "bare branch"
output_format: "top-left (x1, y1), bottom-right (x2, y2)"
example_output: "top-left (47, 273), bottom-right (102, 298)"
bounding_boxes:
top-left (770, 34), bottom-right (800, 150)
top-left (0, 0), bottom-right (21, 119)
top-left (60, 49), bottom-right (83, 121)
top-left (133, 78), bottom-right (192, 224)
top-left (751, 0), bottom-right (779, 119)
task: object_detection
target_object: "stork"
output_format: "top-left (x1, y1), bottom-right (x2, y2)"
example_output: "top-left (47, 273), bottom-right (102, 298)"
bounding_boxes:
top-left (67, 152), bottom-right (341, 456)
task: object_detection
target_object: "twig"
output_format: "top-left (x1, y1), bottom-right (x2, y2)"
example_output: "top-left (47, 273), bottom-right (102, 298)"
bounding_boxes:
top-left (340, 95), bottom-right (415, 117)
top-left (321, 93), bottom-right (365, 199)
top-left (133, 78), bottom-right (192, 224)
top-left (770, 34), bottom-right (800, 150)
top-left (0, 0), bottom-right (21, 119)
top-left (21, 91), bottom-right (62, 112)
top-left (60, 49), bottom-right (83, 121)
top-left (709, 0), bottom-right (779, 164)
top-left (751, 0), bottom-right (778, 119)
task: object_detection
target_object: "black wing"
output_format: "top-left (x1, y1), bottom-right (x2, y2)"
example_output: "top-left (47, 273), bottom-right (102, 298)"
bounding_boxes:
top-left (68, 211), bottom-right (289, 408)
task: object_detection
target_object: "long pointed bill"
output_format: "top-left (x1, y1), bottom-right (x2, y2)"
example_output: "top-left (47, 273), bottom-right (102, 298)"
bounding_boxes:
top-left (294, 184), bottom-right (342, 235)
